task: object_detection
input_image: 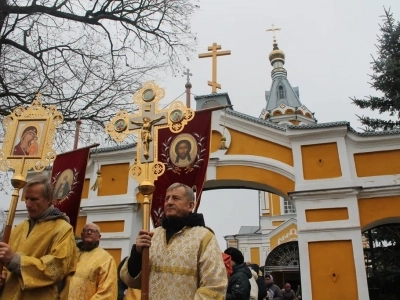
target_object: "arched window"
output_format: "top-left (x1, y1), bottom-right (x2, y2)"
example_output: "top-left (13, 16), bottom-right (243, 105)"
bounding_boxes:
top-left (278, 86), bottom-right (285, 99)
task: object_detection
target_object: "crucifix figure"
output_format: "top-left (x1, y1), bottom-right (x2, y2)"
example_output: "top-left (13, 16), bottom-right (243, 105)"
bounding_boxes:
top-left (129, 100), bottom-right (168, 163)
top-left (199, 43), bottom-right (231, 93)
top-left (266, 23), bottom-right (281, 40)
top-left (130, 116), bottom-right (166, 158)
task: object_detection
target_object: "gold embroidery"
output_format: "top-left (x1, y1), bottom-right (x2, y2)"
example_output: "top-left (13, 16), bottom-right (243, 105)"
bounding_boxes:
top-left (151, 265), bottom-right (197, 277)
top-left (197, 287), bottom-right (225, 300)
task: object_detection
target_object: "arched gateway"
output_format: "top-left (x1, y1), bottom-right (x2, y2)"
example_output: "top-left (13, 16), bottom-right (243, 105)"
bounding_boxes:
top-left (11, 40), bottom-right (400, 300)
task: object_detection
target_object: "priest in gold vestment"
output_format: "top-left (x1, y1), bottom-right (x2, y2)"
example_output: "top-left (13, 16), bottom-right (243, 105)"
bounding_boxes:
top-left (69, 223), bottom-right (117, 299)
top-left (0, 174), bottom-right (77, 300)
top-left (120, 183), bottom-right (227, 300)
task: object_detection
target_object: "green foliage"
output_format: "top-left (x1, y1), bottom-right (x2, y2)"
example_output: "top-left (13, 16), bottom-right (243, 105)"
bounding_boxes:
top-left (351, 8), bottom-right (400, 130)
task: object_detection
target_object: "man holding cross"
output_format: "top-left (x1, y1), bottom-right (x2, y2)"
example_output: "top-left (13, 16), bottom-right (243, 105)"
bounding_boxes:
top-left (120, 182), bottom-right (227, 299)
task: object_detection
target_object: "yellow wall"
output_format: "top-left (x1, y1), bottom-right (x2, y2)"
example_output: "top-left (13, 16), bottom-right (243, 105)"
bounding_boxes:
top-left (301, 143), bottom-right (342, 180)
top-left (211, 130), bottom-right (223, 153)
top-left (354, 149), bottom-right (400, 177)
top-left (272, 221), bottom-right (284, 226)
top-left (271, 194), bottom-right (281, 216)
top-left (270, 223), bottom-right (297, 249)
top-left (216, 166), bottom-right (295, 196)
top-left (309, 240), bottom-right (358, 299)
top-left (306, 207), bottom-right (349, 222)
top-left (104, 248), bottom-right (122, 265)
top-left (81, 178), bottom-right (90, 199)
top-left (358, 196), bottom-right (400, 229)
top-left (75, 216), bottom-right (87, 236)
top-left (94, 220), bottom-right (125, 232)
top-left (250, 247), bottom-right (260, 265)
top-left (98, 163), bottom-right (129, 196)
top-left (226, 128), bottom-right (293, 166)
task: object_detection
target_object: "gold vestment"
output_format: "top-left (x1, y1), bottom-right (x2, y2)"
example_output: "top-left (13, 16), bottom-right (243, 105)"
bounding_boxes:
top-left (121, 226), bottom-right (227, 300)
top-left (0, 218), bottom-right (77, 300)
top-left (69, 246), bottom-right (117, 300)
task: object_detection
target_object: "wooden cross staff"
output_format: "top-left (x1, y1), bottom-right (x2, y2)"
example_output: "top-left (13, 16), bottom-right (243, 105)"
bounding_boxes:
top-left (106, 81), bottom-right (195, 300)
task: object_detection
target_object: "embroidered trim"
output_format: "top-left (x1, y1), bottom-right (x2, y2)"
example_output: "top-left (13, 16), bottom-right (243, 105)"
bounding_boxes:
top-left (151, 265), bottom-right (197, 277)
top-left (197, 287), bottom-right (225, 300)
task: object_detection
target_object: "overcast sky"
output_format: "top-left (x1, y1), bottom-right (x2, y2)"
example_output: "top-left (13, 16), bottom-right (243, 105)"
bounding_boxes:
top-left (1, 0), bottom-right (399, 250)
top-left (155, 0), bottom-right (400, 248)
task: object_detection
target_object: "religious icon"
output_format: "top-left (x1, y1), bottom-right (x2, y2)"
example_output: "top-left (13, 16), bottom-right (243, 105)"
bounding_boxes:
top-left (142, 89), bottom-right (155, 102)
top-left (53, 169), bottom-right (73, 201)
top-left (169, 133), bottom-right (197, 168)
top-left (170, 109), bottom-right (183, 123)
top-left (114, 119), bottom-right (127, 132)
top-left (131, 116), bottom-right (166, 158)
top-left (12, 122), bottom-right (43, 157)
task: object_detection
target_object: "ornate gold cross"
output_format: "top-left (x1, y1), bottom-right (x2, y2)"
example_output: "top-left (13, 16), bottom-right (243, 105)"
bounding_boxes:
top-left (199, 43), bottom-right (231, 93)
top-left (106, 81), bottom-right (194, 183)
top-left (266, 23), bottom-right (281, 39)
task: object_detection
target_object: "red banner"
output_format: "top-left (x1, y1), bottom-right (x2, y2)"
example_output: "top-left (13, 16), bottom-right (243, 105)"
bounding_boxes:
top-left (152, 110), bottom-right (212, 227)
top-left (51, 147), bottom-right (90, 232)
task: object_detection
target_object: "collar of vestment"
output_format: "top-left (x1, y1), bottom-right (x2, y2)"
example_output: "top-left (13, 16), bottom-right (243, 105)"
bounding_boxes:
top-left (161, 213), bottom-right (205, 230)
top-left (77, 241), bottom-right (100, 252)
top-left (161, 213), bottom-right (205, 243)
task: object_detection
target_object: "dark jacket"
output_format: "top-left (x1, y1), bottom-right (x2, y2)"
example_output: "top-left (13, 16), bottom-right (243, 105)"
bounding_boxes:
top-left (256, 276), bottom-right (267, 300)
top-left (266, 283), bottom-right (283, 300)
top-left (226, 263), bottom-right (252, 300)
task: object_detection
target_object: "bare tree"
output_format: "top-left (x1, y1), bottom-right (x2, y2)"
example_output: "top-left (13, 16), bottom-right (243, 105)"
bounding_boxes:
top-left (0, 0), bottom-right (198, 150)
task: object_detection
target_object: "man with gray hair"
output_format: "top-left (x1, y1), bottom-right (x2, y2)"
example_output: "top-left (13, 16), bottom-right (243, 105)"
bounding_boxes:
top-left (0, 173), bottom-right (77, 299)
top-left (120, 182), bottom-right (227, 299)
top-left (69, 223), bottom-right (117, 299)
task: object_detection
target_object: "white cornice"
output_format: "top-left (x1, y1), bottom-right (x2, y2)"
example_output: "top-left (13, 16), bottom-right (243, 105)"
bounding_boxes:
top-left (289, 187), bottom-right (361, 201)
top-left (358, 185), bottom-right (400, 199)
top-left (286, 125), bottom-right (348, 141)
top-left (216, 155), bottom-right (295, 181)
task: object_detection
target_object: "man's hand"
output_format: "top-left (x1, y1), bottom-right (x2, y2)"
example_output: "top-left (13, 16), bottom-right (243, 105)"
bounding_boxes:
top-left (0, 271), bottom-right (7, 289)
top-left (135, 230), bottom-right (154, 254)
top-left (0, 242), bottom-right (15, 267)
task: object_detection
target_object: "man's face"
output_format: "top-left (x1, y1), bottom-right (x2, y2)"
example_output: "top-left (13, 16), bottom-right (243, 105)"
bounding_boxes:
top-left (177, 142), bottom-right (189, 159)
top-left (81, 224), bottom-right (101, 244)
top-left (265, 277), bottom-right (272, 285)
top-left (164, 186), bottom-right (194, 218)
top-left (25, 184), bottom-right (51, 219)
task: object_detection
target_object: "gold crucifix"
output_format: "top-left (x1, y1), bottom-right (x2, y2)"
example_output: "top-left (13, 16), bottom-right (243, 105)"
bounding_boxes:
top-left (199, 43), bottom-right (231, 93)
top-left (266, 23), bottom-right (281, 40)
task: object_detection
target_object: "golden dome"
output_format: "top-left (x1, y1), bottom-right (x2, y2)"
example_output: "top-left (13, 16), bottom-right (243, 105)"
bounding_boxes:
top-left (269, 40), bottom-right (285, 64)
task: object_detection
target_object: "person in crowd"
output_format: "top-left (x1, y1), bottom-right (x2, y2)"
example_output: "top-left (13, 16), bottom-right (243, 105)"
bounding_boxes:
top-left (250, 264), bottom-right (267, 300)
top-left (282, 283), bottom-right (295, 300)
top-left (120, 182), bottom-right (227, 299)
top-left (265, 274), bottom-right (283, 300)
top-left (224, 247), bottom-right (251, 300)
top-left (0, 174), bottom-right (77, 299)
top-left (69, 223), bottom-right (117, 299)
top-left (246, 262), bottom-right (259, 300)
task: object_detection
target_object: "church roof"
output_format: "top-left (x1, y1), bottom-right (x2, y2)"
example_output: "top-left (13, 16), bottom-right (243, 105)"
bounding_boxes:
top-left (90, 143), bottom-right (136, 154)
top-left (265, 78), bottom-right (302, 111)
top-left (238, 226), bottom-right (261, 234)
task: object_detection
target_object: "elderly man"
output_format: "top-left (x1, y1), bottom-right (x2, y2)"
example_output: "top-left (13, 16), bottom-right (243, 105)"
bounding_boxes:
top-left (69, 223), bottom-right (117, 299)
top-left (0, 174), bottom-right (77, 299)
top-left (120, 182), bottom-right (227, 299)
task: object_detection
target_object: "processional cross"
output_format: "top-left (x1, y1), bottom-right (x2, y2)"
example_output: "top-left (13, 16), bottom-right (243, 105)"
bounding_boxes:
top-left (199, 43), bottom-right (231, 93)
top-left (106, 81), bottom-right (194, 300)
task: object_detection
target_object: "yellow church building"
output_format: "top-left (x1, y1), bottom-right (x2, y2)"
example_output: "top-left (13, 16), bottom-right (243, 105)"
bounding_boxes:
top-left (9, 36), bottom-right (400, 300)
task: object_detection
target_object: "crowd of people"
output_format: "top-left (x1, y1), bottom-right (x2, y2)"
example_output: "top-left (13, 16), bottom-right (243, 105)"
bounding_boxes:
top-left (0, 175), bottom-right (302, 299)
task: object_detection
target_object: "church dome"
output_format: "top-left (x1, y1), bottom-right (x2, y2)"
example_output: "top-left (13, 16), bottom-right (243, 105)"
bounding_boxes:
top-left (269, 40), bottom-right (285, 65)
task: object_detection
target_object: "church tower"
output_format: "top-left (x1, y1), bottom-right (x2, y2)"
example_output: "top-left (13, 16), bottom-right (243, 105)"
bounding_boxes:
top-left (259, 31), bottom-right (316, 126)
